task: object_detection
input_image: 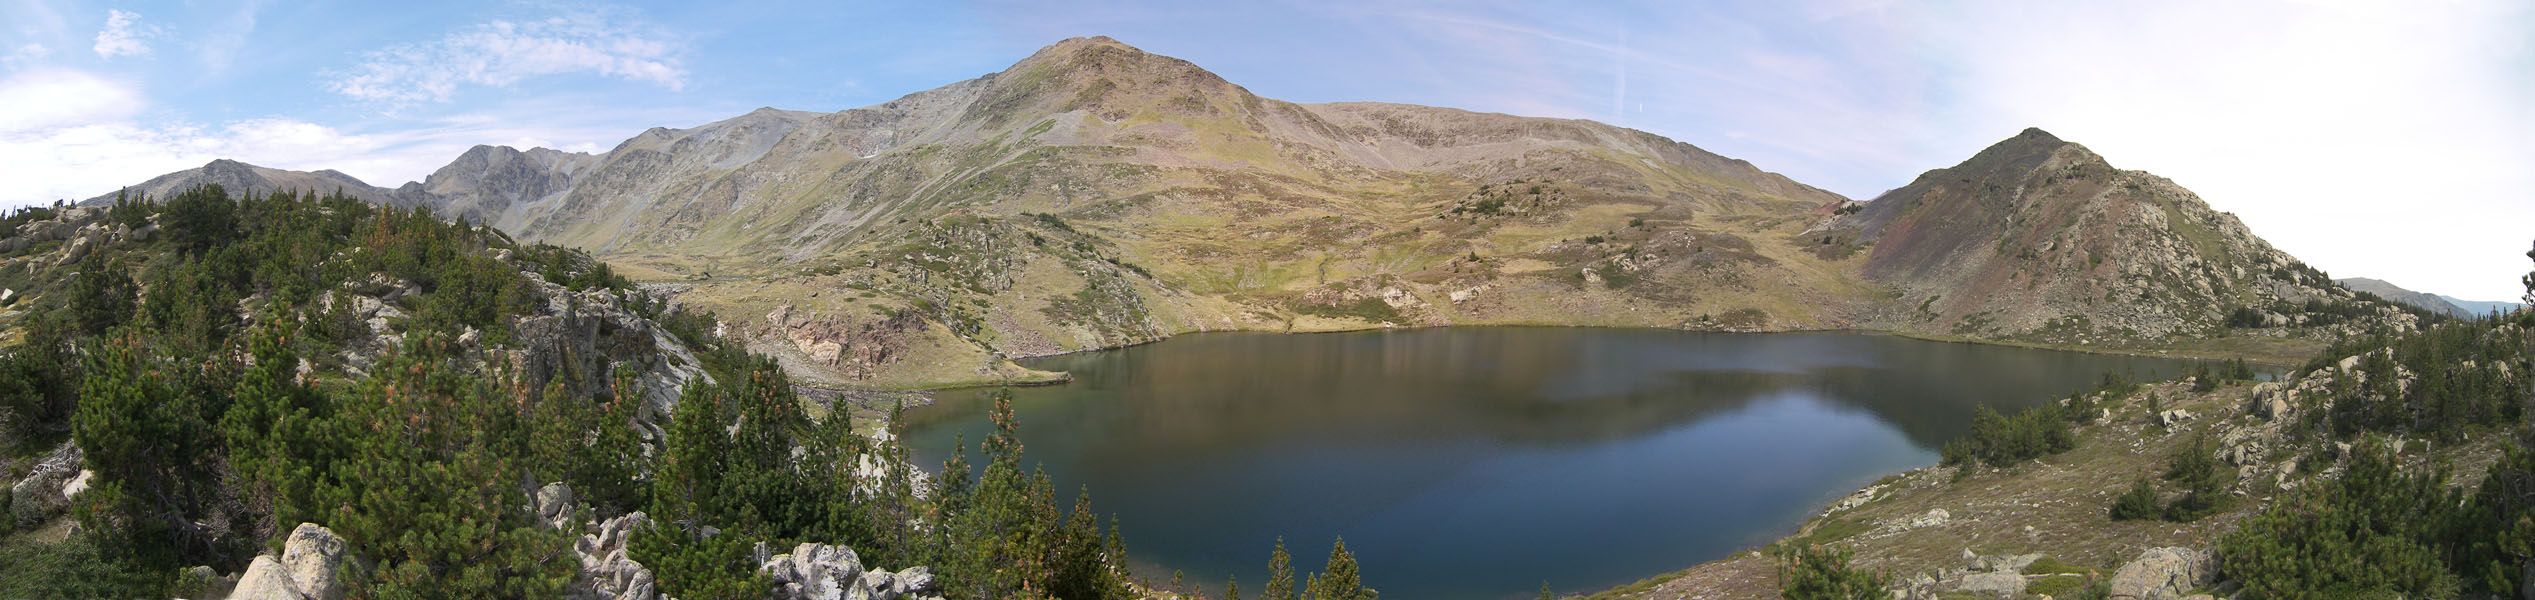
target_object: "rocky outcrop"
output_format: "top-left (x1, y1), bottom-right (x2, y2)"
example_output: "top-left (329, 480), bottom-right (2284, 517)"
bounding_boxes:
top-left (570, 511), bottom-right (661, 600)
top-left (761, 305), bottom-right (924, 378)
top-left (0, 209), bottom-right (85, 253)
top-left (532, 479), bottom-right (944, 600)
top-left (2108, 547), bottom-right (2212, 600)
top-left (1905, 551), bottom-right (2047, 599)
top-left (506, 277), bottom-right (710, 420)
top-left (536, 482), bottom-right (579, 530)
top-left (759, 542), bottom-right (943, 600)
top-left (8, 441), bottom-right (84, 528)
top-left (232, 523), bottom-right (351, 600)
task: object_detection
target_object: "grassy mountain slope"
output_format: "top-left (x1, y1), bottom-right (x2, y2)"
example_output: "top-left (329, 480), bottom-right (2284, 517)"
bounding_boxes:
top-left (427, 37), bottom-right (1873, 387)
top-left (90, 39), bottom-right (2413, 386)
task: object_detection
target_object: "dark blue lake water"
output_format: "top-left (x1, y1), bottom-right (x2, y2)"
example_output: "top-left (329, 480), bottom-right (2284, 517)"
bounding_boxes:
top-left (904, 328), bottom-right (2205, 600)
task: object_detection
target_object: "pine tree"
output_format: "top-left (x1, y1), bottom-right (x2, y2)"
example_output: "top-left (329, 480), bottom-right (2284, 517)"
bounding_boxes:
top-left (72, 332), bottom-right (222, 568)
top-left (162, 184), bottom-right (239, 254)
top-left (1306, 537), bottom-right (1369, 600)
top-left (2109, 477), bottom-right (2160, 521)
top-left (1773, 544), bottom-right (1891, 600)
top-left (1226, 575), bottom-right (1241, 600)
top-left (2163, 436), bottom-right (2228, 521)
top-left (1264, 537), bottom-right (1297, 600)
top-left (1050, 487), bottom-right (1122, 600)
top-left (69, 253), bottom-right (136, 335)
top-left (221, 319), bottom-right (331, 534)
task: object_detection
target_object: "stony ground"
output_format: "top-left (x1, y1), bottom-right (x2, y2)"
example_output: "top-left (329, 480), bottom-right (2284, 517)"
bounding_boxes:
top-left (1590, 376), bottom-right (2508, 600)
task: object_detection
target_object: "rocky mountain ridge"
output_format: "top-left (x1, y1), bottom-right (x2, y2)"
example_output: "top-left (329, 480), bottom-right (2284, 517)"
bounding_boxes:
top-left (85, 38), bottom-right (2410, 386)
top-left (2334, 277), bottom-right (2473, 318)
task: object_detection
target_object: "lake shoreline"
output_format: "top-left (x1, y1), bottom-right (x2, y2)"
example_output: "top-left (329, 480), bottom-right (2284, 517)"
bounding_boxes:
top-left (900, 328), bottom-right (2216, 600)
top-left (910, 323), bottom-right (2310, 393)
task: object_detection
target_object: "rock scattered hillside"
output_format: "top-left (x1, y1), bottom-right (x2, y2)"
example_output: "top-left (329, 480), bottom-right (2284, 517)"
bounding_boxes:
top-left (88, 39), bottom-right (2413, 386)
top-left (1827, 128), bottom-right (2415, 346)
top-left (1603, 325), bottom-right (2524, 599)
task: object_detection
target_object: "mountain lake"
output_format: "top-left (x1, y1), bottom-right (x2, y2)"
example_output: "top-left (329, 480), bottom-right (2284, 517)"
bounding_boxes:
top-left (903, 327), bottom-right (2213, 600)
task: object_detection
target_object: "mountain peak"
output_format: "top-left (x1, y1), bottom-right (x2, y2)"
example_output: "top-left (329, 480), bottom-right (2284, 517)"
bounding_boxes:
top-left (962, 36), bottom-right (1250, 126)
top-left (1039, 35), bottom-right (1133, 54)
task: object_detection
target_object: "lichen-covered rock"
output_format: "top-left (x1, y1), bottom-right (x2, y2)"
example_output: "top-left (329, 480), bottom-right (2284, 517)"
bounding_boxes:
top-left (756, 540), bottom-right (947, 600)
top-left (232, 555), bottom-right (300, 600)
top-left (572, 511), bottom-right (660, 600)
top-left (231, 523), bottom-right (350, 600)
top-left (1952, 572), bottom-right (2025, 596)
top-left (2109, 547), bottom-right (2212, 600)
top-left (763, 542), bottom-right (866, 600)
top-left (891, 566), bottom-right (936, 596)
top-left (280, 523), bottom-right (350, 600)
top-left (536, 482), bottom-right (578, 530)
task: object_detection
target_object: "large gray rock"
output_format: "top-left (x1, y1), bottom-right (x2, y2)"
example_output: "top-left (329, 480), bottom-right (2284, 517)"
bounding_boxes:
top-left (536, 482), bottom-right (578, 530)
top-left (231, 555), bottom-right (300, 600)
top-left (2109, 547), bottom-right (2212, 600)
top-left (763, 542), bottom-right (868, 600)
top-left (1977, 553), bottom-right (2041, 574)
top-left (891, 566), bottom-right (936, 596)
top-left (1953, 572), bottom-right (2026, 596)
top-left (756, 541), bottom-right (947, 600)
top-left (572, 511), bottom-right (661, 600)
top-left (2248, 382), bottom-right (2295, 421)
top-left (14, 219), bottom-right (77, 243)
top-left (281, 523), bottom-right (349, 600)
top-left (230, 523), bottom-right (350, 600)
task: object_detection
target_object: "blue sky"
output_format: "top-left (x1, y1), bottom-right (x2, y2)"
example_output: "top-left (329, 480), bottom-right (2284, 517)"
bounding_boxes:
top-left (3, 0), bottom-right (2530, 300)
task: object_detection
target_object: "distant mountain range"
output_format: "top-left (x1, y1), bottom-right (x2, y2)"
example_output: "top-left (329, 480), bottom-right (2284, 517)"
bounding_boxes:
top-left (2441, 295), bottom-right (2524, 316)
top-left (91, 37), bottom-right (2418, 386)
top-left (2335, 277), bottom-right (2526, 318)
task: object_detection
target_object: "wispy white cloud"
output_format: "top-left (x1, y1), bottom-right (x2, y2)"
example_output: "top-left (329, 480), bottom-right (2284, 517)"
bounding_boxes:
top-left (91, 8), bottom-right (159, 58)
top-left (2, 43), bottom-right (49, 66)
top-left (329, 8), bottom-right (689, 106)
